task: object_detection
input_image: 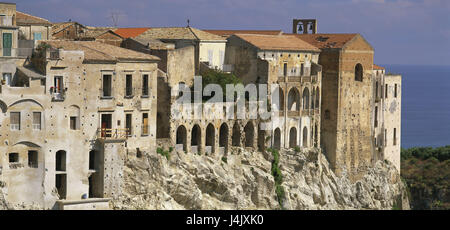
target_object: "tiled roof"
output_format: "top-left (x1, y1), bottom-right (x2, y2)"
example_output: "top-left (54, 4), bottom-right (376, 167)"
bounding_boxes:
top-left (373, 64), bottom-right (385, 70)
top-left (136, 27), bottom-right (226, 41)
top-left (114, 28), bottom-right (150, 38)
top-left (81, 28), bottom-right (122, 39)
top-left (131, 37), bottom-right (175, 50)
top-left (52, 22), bottom-right (85, 35)
top-left (41, 40), bottom-right (159, 62)
top-left (16, 11), bottom-right (51, 26)
top-left (233, 34), bottom-right (320, 52)
top-left (285, 33), bottom-right (358, 49)
top-left (204, 30), bottom-right (283, 38)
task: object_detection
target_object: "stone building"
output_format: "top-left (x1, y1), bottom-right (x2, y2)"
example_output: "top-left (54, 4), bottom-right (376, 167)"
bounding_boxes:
top-left (0, 39), bottom-right (159, 209)
top-left (51, 21), bottom-right (86, 40)
top-left (224, 34), bottom-right (322, 150)
top-left (16, 11), bottom-right (52, 42)
top-left (135, 27), bottom-right (227, 72)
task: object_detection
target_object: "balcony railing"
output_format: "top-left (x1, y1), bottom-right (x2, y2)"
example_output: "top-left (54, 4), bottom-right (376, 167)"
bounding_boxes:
top-left (97, 128), bottom-right (130, 140)
top-left (51, 89), bottom-right (66, 101)
top-left (287, 110), bottom-right (301, 117)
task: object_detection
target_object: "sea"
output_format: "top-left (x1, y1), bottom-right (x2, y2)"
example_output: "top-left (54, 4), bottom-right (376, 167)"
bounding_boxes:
top-left (382, 65), bottom-right (450, 148)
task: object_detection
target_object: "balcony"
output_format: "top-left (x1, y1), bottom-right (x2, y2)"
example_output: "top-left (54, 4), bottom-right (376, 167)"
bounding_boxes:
top-left (51, 89), bottom-right (66, 101)
top-left (97, 128), bottom-right (130, 141)
top-left (288, 110), bottom-right (301, 117)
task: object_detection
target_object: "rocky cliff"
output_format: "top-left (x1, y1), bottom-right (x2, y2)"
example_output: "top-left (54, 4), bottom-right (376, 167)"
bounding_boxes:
top-left (111, 148), bottom-right (410, 210)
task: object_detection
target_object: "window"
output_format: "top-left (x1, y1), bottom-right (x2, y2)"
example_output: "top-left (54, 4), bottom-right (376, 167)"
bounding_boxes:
top-left (2, 73), bottom-right (12, 85)
top-left (33, 32), bottom-right (42, 41)
top-left (393, 128), bottom-right (397, 146)
top-left (394, 84), bottom-right (398, 98)
top-left (10, 112), bottom-right (20, 130)
top-left (102, 74), bottom-right (112, 97)
top-left (142, 113), bottom-right (149, 135)
top-left (28, 151), bottom-right (38, 168)
top-left (374, 106), bottom-right (378, 128)
top-left (9, 153), bottom-right (19, 163)
top-left (70, 116), bottom-right (78, 130)
top-left (142, 74), bottom-right (149, 96)
top-left (355, 63), bottom-right (363, 81)
top-left (125, 74), bottom-right (133, 97)
top-left (385, 84), bottom-right (388, 98)
top-left (53, 76), bottom-right (64, 93)
top-left (375, 81), bottom-right (379, 98)
top-left (126, 114), bottom-right (132, 136)
top-left (385, 129), bottom-right (387, 146)
top-left (33, 112), bottom-right (41, 130)
top-left (300, 63), bottom-right (304, 76)
top-left (283, 63), bottom-right (287, 76)
top-left (2, 33), bottom-right (12, 56)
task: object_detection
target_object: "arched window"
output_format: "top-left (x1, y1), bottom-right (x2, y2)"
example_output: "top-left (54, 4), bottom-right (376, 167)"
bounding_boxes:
top-left (289, 127), bottom-right (297, 148)
top-left (206, 124), bottom-right (215, 153)
top-left (288, 88), bottom-right (300, 111)
top-left (302, 87), bottom-right (310, 110)
top-left (244, 122), bottom-right (255, 147)
top-left (355, 63), bottom-right (363, 82)
top-left (273, 128), bottom-right (281, 150)
top-left (176, 125), bottom-right (187, 151)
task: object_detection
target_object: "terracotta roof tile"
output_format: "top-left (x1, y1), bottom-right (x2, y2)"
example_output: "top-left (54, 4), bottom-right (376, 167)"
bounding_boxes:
top-left (41, 40), bottom-right (159, 62)
top-left (373, 64), bottom-right (385, 70)
top-left (114, 28), bottom-right (150, 38)
top-left (285, 33), bottom-right (358, 49)
top-left (136, 27), bottom-right (225, 41)
top-left (16, 11), bottom-right (51, 26)
top-left (204, 29), bottom-right (283, 38)
top-left (233, 34), bottom-right (320, 52)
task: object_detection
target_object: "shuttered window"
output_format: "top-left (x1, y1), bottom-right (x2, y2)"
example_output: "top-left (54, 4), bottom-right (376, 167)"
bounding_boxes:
top-left (33, 112), bottom-right (41, 130)
top-left (10, 112), bottom-right (20, 130)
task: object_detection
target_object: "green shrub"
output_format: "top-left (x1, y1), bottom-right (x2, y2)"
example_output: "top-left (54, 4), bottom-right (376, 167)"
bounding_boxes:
top-left (293, 146), bottom-right (301, 152)
top-left (221, 156), bottom-right (228, 164)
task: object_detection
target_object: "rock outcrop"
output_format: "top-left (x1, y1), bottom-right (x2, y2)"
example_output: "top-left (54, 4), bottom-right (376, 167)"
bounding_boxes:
top-left (111, 148), bottom-right (410, 210)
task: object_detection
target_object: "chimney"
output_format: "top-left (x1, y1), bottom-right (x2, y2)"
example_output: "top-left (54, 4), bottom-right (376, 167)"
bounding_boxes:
top-left (292, 19), bottom-right (317, 34)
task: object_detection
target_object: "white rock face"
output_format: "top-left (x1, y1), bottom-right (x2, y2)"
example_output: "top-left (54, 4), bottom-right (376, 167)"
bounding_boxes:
top-left (111, 148), bottom-right (410, 210)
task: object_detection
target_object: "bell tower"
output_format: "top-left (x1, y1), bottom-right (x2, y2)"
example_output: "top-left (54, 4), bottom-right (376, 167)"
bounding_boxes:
top-left (293, 19), bottom-right (317, 34)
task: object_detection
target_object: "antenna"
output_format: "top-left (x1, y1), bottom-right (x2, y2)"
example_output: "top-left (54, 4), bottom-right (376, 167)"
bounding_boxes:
top-left (187, 19), bottom-right (190, 27)
top-left (110, 12), bottom-right (121, 27)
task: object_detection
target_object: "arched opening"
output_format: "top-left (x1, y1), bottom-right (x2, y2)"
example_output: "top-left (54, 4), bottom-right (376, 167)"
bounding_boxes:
top-left (314, 124), bottom-right (318, 147)
top-left (273, 128), bottom-right (281, 150)
top-left (302, 127), bottom-right (308, 147)
top-left (278, 88), bottom-right (285, 111)
top-left (302, 87), bottom-right (310, 110)
top-left (219, 123), bottom-right (229, 154)
top-left (191, 125), bottom-right (201, 153)
top-left (287, 87), bottom-right (300, 111)
top-left (311, 88), bottom-right (315, 109)
top-left (55, 150), bottom-right (67, 199)
top-left (315, 87), bottom-right (320, 109)
top-left (355, 63), bottom-right (363, 82)
top-left (244, 122), bottom-right (255, 147)
top-left (258, 124), bottom-right (266, 151)
top-left (232, 123), bottom-right (241, 147)
top-left (289, 127), bottom-right (297, 148)
top-left (205, 124), bottom-right (215, 153)
top-left (176, 125), bottom-right (187, 151)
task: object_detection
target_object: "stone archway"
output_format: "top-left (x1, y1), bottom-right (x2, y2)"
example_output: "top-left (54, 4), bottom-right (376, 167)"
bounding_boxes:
top-left (176, 125), bottom-right (187, 151)
top-left (205, 123), bottom-right (215, 153)
top-left (191, 124), bottom-right (201, 153)
top-left (302, 126), bottom-right (308, 147)
top-left (302, 87), bottom-right (310, 110)
top-left (219, 123), bottom-right (229, 154)
top-left (289, 127), bottom-right (297, 148)
top-left (232, 123), bottom-right (241, 147)
top-left (273, 128), bottom-right (281, 150)
top-left (244, 121), bottom-right (255, 148)
top-left (288, 87), bottom-right (300, 111)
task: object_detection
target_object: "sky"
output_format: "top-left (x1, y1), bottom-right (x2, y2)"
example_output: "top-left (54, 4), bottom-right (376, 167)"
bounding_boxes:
top-left (12, 0), bottom-right (450, 66)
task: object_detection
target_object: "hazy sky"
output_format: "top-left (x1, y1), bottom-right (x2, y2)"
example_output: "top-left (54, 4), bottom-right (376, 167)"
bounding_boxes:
top-left (13, 0), bottom-right (450, 65)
